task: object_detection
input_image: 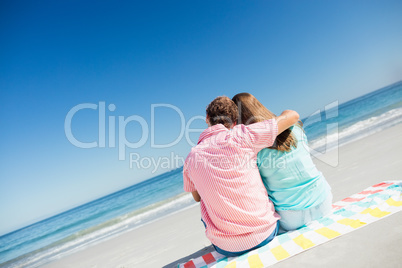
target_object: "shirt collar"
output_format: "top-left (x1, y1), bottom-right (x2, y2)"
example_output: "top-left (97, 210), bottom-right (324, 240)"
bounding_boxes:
top-left (198, 124), bottom-right (228, 144)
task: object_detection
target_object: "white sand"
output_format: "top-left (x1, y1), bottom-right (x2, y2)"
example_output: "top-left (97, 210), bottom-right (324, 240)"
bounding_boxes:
top-left (44, 124), bottom-right (402, 268)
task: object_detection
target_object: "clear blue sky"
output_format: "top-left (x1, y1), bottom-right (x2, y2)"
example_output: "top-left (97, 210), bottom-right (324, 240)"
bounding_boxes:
top-left (1, 0), bottom-right (401, 236)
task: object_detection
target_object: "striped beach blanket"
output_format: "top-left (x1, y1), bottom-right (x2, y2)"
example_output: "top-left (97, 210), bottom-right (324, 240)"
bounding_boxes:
top-left (179, 181), bottom-right (402, 268)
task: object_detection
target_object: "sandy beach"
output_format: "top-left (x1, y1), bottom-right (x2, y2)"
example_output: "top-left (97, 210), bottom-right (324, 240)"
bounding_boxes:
top-left (44, 123), bottom-right (402, 268)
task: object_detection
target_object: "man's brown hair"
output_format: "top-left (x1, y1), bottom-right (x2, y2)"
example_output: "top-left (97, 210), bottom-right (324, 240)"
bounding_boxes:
top-left (206, 96), bottom-right (238, 129)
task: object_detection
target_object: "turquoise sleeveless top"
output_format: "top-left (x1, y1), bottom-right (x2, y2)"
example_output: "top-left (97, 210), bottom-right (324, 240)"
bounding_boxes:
top-left (257, 125), bottom-right (331, 211)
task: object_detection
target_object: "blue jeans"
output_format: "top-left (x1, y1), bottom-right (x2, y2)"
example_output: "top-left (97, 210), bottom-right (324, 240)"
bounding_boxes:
top-left (201, 219), bottom-right (279, 257)
top-left (277, 193), bottom-right (333, 232)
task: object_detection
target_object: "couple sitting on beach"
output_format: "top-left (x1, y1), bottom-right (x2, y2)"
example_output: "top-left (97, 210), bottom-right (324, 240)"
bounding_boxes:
top-left (183, 94), bottom-right (332, 257)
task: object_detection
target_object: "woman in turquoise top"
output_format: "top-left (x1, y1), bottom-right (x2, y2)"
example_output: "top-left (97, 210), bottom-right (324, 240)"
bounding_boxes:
top-left (232, 93), bottom-right (332, 232)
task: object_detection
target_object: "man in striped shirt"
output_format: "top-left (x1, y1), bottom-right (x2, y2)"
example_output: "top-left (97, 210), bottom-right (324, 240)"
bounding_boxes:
top-left (183, 96), bottom-right (299, 256)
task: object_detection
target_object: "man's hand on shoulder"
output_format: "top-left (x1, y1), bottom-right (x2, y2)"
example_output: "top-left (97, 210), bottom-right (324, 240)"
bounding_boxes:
top-left (275, 110), bottom-right (300, 134)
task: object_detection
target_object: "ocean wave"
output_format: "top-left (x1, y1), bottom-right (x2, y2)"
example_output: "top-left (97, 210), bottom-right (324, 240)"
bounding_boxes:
top-left (308, 107), bottom-right (402, 152)
top-left (1, 192), bottom-right (195, 268)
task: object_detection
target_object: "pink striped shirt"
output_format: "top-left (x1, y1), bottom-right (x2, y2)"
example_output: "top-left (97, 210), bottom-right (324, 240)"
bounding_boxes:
top-left (183, 119), bottom-right (280, 252)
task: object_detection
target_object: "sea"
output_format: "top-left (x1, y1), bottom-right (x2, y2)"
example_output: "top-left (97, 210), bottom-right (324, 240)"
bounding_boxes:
top-left (1, 81), bottom-right (402, 267)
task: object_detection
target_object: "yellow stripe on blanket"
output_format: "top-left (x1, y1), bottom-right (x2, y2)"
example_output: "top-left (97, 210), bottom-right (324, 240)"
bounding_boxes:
top-left (225, 262), bottom-right (236, 268)
top-left (337, 218), bottom-right (366, 228)
top-left (361, 207), bottom-right (390, 218)
top-left (247, 255), bottom-right (264, 268)
top-left (270, 245), bottom-right (290, 260)
top-left (315, 227), bottom-right (341, 239)
top-left (293, 234), bottom-right (315, 249)
top-left (386, 197), bottom-right (402, 207)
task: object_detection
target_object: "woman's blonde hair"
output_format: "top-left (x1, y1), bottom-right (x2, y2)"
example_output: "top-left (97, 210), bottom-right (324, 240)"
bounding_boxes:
top-left (232, 92), bottom-right (303, 152)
